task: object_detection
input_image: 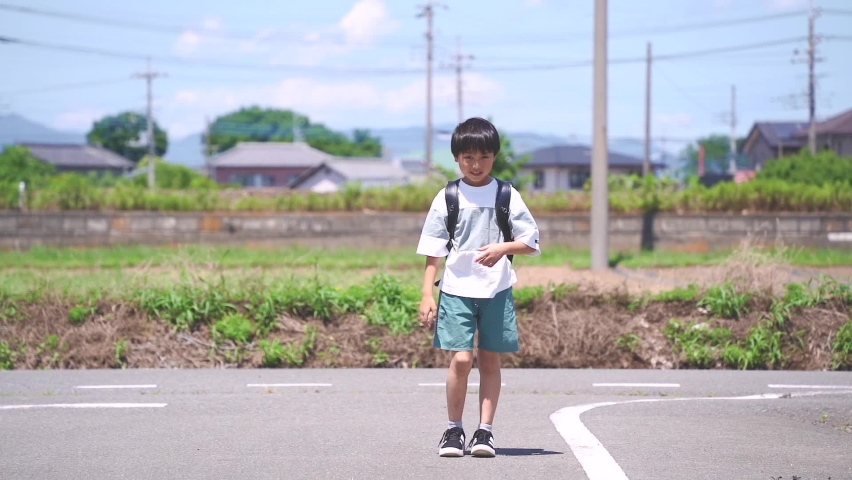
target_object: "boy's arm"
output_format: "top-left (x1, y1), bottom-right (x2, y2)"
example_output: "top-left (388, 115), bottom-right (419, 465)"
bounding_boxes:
top-left (419, 256), bottom-right (441, 326)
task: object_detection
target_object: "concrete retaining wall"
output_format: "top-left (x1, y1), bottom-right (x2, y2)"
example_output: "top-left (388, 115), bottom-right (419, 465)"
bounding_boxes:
top-left (1, 211), bottom-right (850, 251)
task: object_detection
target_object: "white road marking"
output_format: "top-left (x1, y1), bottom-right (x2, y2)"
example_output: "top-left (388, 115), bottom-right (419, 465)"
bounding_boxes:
top-left (550, 393), bottom-right (787, 480)
top-left (247, 383), bottom-right (332, 388)
top-left (593, 383), bottom-right (680, 388)
top-left (74, 384), bottom-right (158, 390)
top-left (418, 383), bottom-right (506, 387)
top-left (768, 384), bottom-right (852, 390)
top-left (0, 403), bottom-right (167, 410)
top-left (827, 232), bottom-right (852, 242)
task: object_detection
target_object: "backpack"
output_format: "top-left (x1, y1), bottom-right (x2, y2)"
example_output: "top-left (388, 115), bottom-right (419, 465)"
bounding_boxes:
top-left (443, 178), bottom-right (514, 262)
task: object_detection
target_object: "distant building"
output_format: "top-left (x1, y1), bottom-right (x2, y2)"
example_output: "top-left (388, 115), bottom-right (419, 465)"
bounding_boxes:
top-left (741, 122), bottom-right (808, 171)
top-left (19, 143), bottom-right (135, 176)
top-left (790, 108), bottom-right (852, 156)
top-left (210, 142), bottom-right (330, 187)
top-left (519, 144), bottom-right (664, 193)
top-left (290, 158), bottom-right (410, 193)
top-left (743, 108), bottom-right (852, 170)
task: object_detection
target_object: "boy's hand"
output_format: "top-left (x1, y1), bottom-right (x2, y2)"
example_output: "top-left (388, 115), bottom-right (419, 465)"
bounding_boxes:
top-left (474, 243), bottom-right (506, 268)
top-left (419, 295), bottom-right (437, 328)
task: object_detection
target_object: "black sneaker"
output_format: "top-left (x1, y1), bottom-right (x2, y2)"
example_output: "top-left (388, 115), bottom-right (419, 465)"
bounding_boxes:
top-left (438, 427), bottom-right (465, 457)
top-left (468, 429), bottom-right (495, 457)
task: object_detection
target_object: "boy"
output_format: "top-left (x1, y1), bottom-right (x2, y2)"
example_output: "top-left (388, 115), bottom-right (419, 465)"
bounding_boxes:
top-left (416, 117), bottom-right (541, 458)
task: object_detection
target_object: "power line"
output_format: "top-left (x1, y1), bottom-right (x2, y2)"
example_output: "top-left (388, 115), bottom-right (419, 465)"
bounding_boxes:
top-left (0, 34), bottom-right (819, 75)
top-left (821, 8), bottom-right (852, 15)
top-left (443, 10), bottom-right (809, 47)
top-left (0, 35), bottom-right (424, 75)
top-left (2, 78), bottom-right (133, 96)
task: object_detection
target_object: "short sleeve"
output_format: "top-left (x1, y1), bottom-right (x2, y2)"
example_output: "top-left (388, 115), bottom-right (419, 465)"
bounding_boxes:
top-left (509, 188), bottom-right (540, 257)
top-left (416, 189), bottom-right (450, 257)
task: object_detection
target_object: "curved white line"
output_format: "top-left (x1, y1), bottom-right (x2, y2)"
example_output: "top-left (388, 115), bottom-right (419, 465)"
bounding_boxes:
top-left (549, 393), bottom-right (787, 480)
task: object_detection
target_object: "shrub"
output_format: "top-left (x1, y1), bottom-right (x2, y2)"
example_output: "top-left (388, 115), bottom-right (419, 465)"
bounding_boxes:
top-left (698, 283), bottom-right (749, 319)
top-left (212, 313), bottom-right (255, 344)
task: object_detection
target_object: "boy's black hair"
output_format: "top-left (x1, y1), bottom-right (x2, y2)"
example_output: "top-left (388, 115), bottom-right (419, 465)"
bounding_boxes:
top-left (450, 117), bottom-right (501, 157)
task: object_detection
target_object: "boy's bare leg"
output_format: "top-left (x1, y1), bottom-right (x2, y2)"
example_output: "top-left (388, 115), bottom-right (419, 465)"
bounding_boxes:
top-left (476, 349), bottom-right (501, 425)
top-left (446, 351), bottom-right (474, 422)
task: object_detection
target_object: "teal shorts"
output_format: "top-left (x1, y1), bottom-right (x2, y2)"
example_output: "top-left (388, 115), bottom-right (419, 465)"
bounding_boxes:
top-left (433, 287), bottom-right (519, 353)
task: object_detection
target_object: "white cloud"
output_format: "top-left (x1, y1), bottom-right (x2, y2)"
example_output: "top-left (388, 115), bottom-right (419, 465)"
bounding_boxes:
top-left (656, 113), bottom-right (693, 128)
top-left (764, 0), bottom-right (806, 10)
top-left (339, 0), bottom-right (398, 45)
top-left (173, 31), bottom-right (202, 55)
top-left (523, 0), bottom-right (544, 7)
top-left (202, 17), bottom-right (223, 31)
top-left (161, 74), bottom-right (503, 134)
top-left (52, 109), bottom-right (105, 132)
top-left (174, 90), bottom-right (199, 105)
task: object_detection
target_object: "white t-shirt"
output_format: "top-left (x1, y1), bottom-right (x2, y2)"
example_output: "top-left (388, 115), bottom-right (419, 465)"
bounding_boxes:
top-left (415, 178), bottom-right (541, 299)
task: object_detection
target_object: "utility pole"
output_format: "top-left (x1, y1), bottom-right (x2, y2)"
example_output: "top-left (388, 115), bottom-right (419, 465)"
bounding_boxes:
top-left (643, 41), bottom-right (652, 177)
top-left (133, 57), bottom-right (165, 189)
top-left (417, 2), bottom-right (445, 171)
top-left (806, 0), bottom-right (818, 154)
top-left (454, 36), bottom-right (474, 125)
top-left (729, 84), bottom-right (737, 174)
top-left (590, 0), bottom-right (609, 271)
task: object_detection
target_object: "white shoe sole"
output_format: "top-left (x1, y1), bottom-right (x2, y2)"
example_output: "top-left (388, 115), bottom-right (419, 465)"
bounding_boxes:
top-left (439, 447), bottom-right (464, 457)
top-left (470, 445), bottom-right (495, 457)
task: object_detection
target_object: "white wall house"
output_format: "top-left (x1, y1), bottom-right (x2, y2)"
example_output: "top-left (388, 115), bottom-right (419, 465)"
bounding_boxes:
top-left (519, 145), bottom-right (663, 193)
top-left (290, 159), bottom-right (411, 192)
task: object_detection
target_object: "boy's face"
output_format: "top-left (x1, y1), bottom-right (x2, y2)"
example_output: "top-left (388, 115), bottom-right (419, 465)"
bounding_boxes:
top-left (456, 150), bottom-right (495, 187)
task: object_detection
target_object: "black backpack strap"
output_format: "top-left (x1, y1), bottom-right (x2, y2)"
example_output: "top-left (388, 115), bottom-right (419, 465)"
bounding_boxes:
top-left (445, 179), bottom-right (460, 251)
top-left (495, 179), bottom-right (514, 262)
top-left (436, 179), bottom-right (460, 287)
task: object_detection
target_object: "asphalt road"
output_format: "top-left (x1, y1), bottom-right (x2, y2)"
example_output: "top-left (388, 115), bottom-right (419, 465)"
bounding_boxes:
top-left (1, 369), bottom-right (850, 480)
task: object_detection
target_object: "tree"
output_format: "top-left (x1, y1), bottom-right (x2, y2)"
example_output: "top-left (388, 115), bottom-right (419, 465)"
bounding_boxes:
top-left (492, 128), bottom-right (532, 189)
top-left (679, 134), bottom-right (746, 176)
top-left (0, 145), bottom-right (55, 187)
top-left (86, 112), bottom-right (168, 163)
top-left (205, 107), bottom-right (382, 157)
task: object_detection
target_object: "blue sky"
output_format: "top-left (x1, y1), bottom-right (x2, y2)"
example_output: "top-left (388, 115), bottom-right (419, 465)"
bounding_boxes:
top-left (1, 0), bottom-right (850, 151)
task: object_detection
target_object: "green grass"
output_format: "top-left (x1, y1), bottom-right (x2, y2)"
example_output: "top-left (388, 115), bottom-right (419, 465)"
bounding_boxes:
top-left (3, 244), bottom-right (851, 270)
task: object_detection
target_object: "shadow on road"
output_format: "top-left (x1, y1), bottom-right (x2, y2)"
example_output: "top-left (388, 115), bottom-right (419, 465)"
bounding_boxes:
top-left (495, 448), bottom-right (563, 456)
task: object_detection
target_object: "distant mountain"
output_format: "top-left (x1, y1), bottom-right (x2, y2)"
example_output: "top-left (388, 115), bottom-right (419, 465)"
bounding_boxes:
top-left (0, 114), bottom-right (84, 147)
top-left (165, 133), bottom-right (205, 167)
top-left (0, 114), bottom-right (679, 172)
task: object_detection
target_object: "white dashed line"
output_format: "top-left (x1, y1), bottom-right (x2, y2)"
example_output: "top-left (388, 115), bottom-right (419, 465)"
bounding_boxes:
top-left (247, 383), bottom-right (332, 388)
top-left (418, 383), bottom-right (506, 387)
top-left (768, 384), bottom-right (852, 390)
top-left (593, 383), bottom-right (680, 388)
top-left (0, 403), bottom-right (167, 410)
top-left (74, 384), bottom-right (158, 390)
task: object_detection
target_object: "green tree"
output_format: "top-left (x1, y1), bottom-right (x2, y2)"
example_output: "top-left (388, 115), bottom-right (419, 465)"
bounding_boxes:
top-left (757, 149), bottom-right (852, 186)
top-left (86, 112), bottom-right (168, 163)
top-left (134, 156), bottom-right (217, 189)
top-left (492, 129), bottom-right (532, 189)
top-left (0, 145), bottom-right (55, 186)
top-left (205, 107), bottom-right (382, 157)
top-left (679, 134), bottom-right (746, 176)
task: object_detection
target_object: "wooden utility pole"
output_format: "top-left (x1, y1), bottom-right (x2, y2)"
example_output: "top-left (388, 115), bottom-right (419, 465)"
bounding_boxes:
top-left (133, 57), bottom-right (165, 189)
top-left (807, 0), bottom-right (818, 154)
top-left (590, 0), bottom-right (609, 271)
top-left (729, 84), bottom-right (737, 174)
top-left (417, 2), bottom-right (446, 170)
top-left (454, 36), bottom-right (474, 125)
top-left (643, 42), bottom-right (652, 176)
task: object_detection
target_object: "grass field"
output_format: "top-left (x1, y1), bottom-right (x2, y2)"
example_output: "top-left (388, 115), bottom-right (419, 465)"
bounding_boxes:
top-left (4, 244), bottom-right (852, 270)
top-left (2, 243), bottom-right (850, 298)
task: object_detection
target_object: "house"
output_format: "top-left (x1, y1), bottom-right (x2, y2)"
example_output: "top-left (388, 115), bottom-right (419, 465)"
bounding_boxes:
top-left (743, 108), bottom-right (852, 170)
top-left (210, 141), bottom-right (331, 187)
top-left (19, 143), bottom-right (135, 176)
top-left (742, 122), bottom-right (808, 171)
top-left (519, 144), bottom-right (663, 193)
top-left (290, 158), bottom-right (410, 193)
top-left (790, 108), bottom-right (852, 156)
